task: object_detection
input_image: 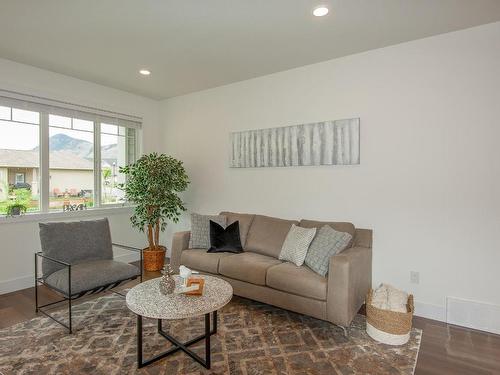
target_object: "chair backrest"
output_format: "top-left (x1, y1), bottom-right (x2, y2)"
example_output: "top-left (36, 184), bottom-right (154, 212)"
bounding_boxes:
top-left (39, 218), bottom-right (113, 278)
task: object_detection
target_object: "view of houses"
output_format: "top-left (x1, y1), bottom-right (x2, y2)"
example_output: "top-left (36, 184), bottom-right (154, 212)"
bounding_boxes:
top-left (0, 133), bottom-right (125, 214)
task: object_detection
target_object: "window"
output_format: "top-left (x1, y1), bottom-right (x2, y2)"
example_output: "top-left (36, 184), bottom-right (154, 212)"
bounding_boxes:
top-left (49, 114), bottom-right (95, 211)
top-left (15, 173), bottom-right (25, 184)
top-left (0, 95), bottom-right (141, 216)
top-left (0, 106), bottom-right (40, 214)
top-left (100, 124), bottom-right (136, 205)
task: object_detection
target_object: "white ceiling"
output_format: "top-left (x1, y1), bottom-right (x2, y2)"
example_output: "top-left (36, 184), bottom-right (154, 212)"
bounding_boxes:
top-left (1, 0), bottom-right (500, 99)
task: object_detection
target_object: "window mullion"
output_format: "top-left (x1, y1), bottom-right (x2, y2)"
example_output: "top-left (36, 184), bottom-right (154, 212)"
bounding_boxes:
top-left (94, 122), bottom-right (101, 208)
top-left (40, 112), bottom-right (49, 213)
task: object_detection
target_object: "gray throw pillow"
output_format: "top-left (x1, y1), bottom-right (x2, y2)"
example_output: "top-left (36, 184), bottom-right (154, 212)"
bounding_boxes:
top-left (278, 224), bottom-right (316, 267)
top-left (305, 225), bottom-right (353, 277)
top-left (189, 213), bottom-right (226, 249)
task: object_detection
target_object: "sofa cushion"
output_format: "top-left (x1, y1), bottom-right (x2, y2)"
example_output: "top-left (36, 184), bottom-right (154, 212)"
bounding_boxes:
top-left (208, 220), bottom-right (243, 253)
top-left (266, 262), bottom-right (327, 301)
top-left (44, 259), bottom-right (140, 297)
top-left (180, 249), bottom-right (234, 274)
top-left (39, 218), bottom-right (113, 278)
top-left (189, 213), bottom-right (227, 249)
top-left (279, 224), bottom-right (316, 266)
top-left (305, 225), bottom-right (353, 276)
top-left (219, 252), bottom-right (282, 285)
top-left (245, 215), bottom-right (299, 258)
top-left (299, 219), bottom-right (356, 248)
top-left (219, 212), bottom-right (255, 247)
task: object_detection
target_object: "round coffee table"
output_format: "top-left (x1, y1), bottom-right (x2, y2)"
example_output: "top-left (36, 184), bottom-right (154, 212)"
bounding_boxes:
top-left (126, 275), bottom-right (233, 369)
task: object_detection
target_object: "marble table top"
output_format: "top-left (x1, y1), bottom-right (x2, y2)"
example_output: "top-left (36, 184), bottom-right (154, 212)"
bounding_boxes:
top-left (126, 275), bottom-right (233, 320)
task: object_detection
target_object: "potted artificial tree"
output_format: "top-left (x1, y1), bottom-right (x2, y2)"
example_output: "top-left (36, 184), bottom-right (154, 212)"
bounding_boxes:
top-left (119, 153), bottom-right (189, 271)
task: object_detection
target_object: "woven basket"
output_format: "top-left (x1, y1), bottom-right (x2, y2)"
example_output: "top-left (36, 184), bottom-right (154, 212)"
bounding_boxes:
top-left (366, 289), bottom-right (414, 345)
top-left (143, 246), bottom-right (166, 272)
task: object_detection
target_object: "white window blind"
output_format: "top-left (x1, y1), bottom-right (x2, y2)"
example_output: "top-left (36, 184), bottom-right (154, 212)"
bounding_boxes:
top-left (0, 90), bottom-right (142, 129)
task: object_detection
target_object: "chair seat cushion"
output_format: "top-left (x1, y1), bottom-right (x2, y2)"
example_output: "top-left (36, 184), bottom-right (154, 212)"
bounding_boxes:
top-left (266, 262), bottom-right (327, 301)
top-left (218, 252), bottom-right (282, 285)
top-left (44, 259), bottom-right (140, 296)
top-left (180, 249), bottom-right (234, 274)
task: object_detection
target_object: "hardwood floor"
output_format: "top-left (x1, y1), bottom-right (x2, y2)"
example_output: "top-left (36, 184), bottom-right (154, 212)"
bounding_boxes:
top-left (412, 316), bottom-right (500, 375)
top-left (1, 269), bottom-right (499, 375)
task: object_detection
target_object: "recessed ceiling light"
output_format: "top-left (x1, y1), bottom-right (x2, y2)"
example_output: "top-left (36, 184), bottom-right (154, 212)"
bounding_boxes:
top-left (313, 6), bottom-right (329, 17)
top-left (139, 69), bottom-right (151, 76)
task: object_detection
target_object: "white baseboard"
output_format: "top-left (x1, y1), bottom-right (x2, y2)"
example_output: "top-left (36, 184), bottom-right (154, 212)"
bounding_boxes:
top-left (414, 301), bottom-right (447, 322)
top-left (414, 298), bottom-right (500, 335)
top-left (446, 296), bottom-right (500, 335)
top-left (0, 275), bottom-right (33, 295)
top-left (0, 253), bottom-right (140, 295)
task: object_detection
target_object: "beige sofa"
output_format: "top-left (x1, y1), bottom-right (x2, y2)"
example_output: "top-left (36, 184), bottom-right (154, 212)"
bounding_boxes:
top-left (171, 212), bottom-right (372, 329)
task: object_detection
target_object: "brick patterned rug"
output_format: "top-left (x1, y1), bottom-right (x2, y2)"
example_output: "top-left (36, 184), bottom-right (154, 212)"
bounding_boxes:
top-left (0, 293), bottom-right (421, 375)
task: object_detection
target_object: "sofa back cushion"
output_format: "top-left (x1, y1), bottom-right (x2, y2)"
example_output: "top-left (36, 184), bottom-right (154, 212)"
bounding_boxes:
top-left (39, 218), bottom-right (113, 278)
top-left (299, 219), bottom-right (356, 248)
top-left (219, 211), bottom-right (255, 247)
top-left (245, 215), bottom-right (299, 258)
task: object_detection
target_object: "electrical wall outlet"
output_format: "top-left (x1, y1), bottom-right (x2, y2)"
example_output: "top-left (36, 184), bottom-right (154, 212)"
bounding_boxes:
top-left (410, 271), bottom-right (420, 284)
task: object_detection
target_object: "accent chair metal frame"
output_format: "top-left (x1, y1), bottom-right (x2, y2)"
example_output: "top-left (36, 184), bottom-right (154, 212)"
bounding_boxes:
top-left (35, 243), bottom-right (143, 334)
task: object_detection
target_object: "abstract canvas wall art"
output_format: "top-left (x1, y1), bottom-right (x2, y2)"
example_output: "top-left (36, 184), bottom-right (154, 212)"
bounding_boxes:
top-left (229, 118), bottom-right (360, 168)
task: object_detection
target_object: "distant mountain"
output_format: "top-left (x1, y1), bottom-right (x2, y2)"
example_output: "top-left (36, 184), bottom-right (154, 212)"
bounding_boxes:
top-left (101, 143), bottom-right (118, 159)
top-left (33, 134), bottom-right (117, 162)
top-left (48, 133), bottom-right (94, 158)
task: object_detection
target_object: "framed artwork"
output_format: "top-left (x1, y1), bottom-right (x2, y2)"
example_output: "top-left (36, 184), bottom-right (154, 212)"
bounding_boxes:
top-left (230, 118), bottom-right (359, 168)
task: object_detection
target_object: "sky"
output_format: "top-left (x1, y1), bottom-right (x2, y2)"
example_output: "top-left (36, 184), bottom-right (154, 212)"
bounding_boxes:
top-left (0, 120), bottom-right (119, 150)
top-left (0, 120), bottom-right (39, 150)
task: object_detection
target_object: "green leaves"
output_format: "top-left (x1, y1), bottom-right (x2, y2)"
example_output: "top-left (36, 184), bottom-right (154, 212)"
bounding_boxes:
top-left (118, 153), bottom-right (189, 248)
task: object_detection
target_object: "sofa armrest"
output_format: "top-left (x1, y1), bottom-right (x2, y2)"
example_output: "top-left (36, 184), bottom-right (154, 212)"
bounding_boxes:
top-left (326, 246), bottom-right (372, 327)
top-left (170, 231), bottom-right (191, 273)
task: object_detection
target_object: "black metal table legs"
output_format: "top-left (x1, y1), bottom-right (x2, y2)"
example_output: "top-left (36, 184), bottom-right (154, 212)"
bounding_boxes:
top-left (137, 310), bottom-right (218, 369)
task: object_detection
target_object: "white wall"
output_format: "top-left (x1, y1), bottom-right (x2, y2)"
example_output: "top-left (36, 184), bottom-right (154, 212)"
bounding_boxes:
top-left (160, 22), bottom-right (500, 322)
top-left (0, 58), bottom-right (162, 293)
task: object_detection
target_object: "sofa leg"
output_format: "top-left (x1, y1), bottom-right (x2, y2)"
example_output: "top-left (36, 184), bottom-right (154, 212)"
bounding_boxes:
top-left (338, 325), bottom-right (349, 338)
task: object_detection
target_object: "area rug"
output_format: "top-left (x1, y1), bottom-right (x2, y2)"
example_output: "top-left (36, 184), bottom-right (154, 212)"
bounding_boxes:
top-left (0, 293), bottom-right (421, 375)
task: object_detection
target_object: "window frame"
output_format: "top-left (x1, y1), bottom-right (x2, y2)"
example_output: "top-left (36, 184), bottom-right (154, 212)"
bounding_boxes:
top-left (0, 99), bottom-right (141, 220)
top-left (98, 124), bottom-right (138, 208)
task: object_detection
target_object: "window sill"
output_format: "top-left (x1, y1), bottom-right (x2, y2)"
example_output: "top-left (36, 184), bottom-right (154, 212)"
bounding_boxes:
top-left (0, 206), bottom-right (133, 225)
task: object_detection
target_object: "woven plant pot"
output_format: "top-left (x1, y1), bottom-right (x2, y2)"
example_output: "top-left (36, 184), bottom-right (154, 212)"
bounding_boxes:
top-left (366, 289), bottom-right (414, 345)
top-left (143, 246), bottom-right (166, 272)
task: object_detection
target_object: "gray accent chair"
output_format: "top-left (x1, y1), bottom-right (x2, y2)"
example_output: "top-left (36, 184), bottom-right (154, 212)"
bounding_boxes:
top-left (35, 218), bottom-right (143, 333)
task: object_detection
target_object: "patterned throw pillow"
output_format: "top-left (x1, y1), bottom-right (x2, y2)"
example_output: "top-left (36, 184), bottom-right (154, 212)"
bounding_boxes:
top-left (305, 225), bottom-right (353, 277)
top-left (189, 213), bottom-right (226, 249)
top-left (278, 224), bottom-right (317, 267)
